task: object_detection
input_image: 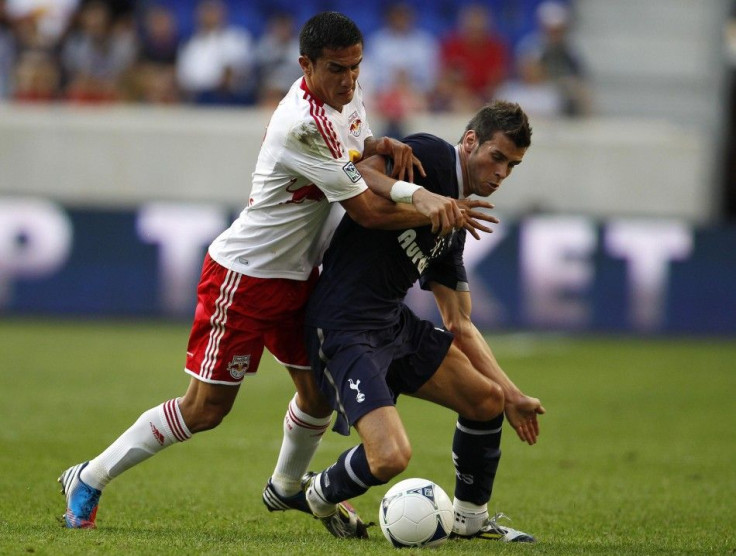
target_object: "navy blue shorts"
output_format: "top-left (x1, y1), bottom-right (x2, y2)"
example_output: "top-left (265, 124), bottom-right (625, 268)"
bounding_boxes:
top-left (305, 304), bottom-right (454, 435)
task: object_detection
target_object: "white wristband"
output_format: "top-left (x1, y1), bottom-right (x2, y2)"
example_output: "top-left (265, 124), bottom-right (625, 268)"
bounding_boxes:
top-left (390, 181), bottom-right (423, 204)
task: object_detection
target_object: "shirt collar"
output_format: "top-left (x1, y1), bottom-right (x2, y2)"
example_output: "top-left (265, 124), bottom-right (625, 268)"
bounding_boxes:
top-left (454, 144), bottom-right (466, 200)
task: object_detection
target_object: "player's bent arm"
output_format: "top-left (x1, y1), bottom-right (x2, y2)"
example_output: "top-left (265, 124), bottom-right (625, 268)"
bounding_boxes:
top-left (339, 188), bottom-right (429, 230)
top-left (357, 155), bottom-right (463, 235)
top-left (429, 282), bottom-right (545, 444)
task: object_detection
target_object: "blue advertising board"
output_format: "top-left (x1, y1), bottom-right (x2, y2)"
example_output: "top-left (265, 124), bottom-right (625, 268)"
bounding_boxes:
top-left (1, 198), bottom-right (735, 334)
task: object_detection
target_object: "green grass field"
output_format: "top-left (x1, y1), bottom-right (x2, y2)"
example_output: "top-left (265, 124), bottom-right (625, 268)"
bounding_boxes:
top-left (1, 319), bottom-right (734, 555)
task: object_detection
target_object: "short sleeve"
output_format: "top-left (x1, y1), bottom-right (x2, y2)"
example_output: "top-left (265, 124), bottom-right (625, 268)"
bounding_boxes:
top-left (419, 230), bottom-right (469, 292)
top-left (283, 119), bottom-right (368, 203)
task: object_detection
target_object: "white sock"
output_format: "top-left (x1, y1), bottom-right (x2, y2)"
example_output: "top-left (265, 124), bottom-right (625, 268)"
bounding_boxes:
top-left (81, 398), bottom-right (192, 490)
top-left (305, 472), bottom-right (335, 517)
top-left (270, 394), bottom-right (330, 496)
top-left (453, 498), bottom-right (489, 536)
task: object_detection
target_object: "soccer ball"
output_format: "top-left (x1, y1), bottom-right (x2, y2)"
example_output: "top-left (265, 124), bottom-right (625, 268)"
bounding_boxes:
top-left (378, 477), bottom-right (454, 548)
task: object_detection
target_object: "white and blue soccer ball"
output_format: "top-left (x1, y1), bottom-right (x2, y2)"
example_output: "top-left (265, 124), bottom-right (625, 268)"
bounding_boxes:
top-left (378, 477), bottom-right (454, 548)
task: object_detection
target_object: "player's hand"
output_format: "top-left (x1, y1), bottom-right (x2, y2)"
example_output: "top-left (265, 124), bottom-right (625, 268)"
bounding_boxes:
top-left (412, 188), bottom-right (464, 236)
top-left (504, 394), bottom-right (546, 445)
top-left (376, 137), bottom-right (426, 183)
top-left (457, 199), bottom-right (500, 240)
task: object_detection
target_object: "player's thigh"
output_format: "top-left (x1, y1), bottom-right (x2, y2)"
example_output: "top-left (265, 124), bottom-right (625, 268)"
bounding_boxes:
top-left (411, 344), bottom-right (503, 421)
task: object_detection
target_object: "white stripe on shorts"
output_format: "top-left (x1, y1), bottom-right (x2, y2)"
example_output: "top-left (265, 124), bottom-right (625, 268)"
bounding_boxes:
top-left (200, 269), bottom-right (240, 380)
top-left (317, 328), bottom-right (349, 425)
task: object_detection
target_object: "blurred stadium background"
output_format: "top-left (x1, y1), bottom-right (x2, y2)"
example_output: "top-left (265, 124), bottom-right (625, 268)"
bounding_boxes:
top-left (1, 0), bottom-right (735, 335)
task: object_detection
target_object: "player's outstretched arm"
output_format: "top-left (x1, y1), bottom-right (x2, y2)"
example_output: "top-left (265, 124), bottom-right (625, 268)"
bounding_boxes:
top-left (429, 283), bottom-right (546, 445)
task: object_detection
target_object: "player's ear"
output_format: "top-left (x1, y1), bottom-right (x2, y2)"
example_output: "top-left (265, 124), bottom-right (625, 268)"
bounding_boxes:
top-left (299, 55), bottom-right (312, 76)
top-left (462, 130), bottom-right (477, 152)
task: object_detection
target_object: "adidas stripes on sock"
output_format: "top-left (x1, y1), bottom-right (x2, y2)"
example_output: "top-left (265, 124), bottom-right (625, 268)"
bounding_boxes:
top-left (80, 398), bottom-right (191, 490)
top-left (270, 394), bottom-right (330, 496)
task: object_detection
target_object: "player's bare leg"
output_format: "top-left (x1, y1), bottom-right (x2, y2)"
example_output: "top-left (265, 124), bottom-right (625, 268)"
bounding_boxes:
top-left (60, 378), bottom-right (237, 528)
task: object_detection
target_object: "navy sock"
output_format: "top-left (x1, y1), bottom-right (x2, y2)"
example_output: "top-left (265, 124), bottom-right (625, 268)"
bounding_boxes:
top-left (452, 413), bottom-right (504, 505)
top-left (319, 444), bottom-right (386, 503)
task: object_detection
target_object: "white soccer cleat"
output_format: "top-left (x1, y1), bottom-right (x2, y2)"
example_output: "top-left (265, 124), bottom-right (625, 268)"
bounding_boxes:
top-left (302, 472), bottom-right (369, 539)
top-left (454, 511), bottom-right (536, 543)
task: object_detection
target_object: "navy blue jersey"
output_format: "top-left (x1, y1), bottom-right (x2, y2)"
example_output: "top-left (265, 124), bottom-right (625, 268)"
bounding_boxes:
top-left (305, 133), bottom-right (468, 330)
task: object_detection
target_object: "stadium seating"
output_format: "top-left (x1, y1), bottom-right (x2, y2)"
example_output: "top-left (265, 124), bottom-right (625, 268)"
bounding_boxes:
top-left (148, 0), bottom-right (564, 48)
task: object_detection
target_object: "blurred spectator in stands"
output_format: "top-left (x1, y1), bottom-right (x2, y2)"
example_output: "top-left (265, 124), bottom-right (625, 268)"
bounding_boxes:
top-left (427, 67), bottom-right (481, 113)
top-left (374, 68), bottom-right (427, 138)
top-left (364, 2), bottom-right (438, 136)
top-left (131, 3), bottom-right (180, 103)
top-left (516, 0), bottom-right (591, 117)
top-left (7, 0), bottom-right (79, 102)
top-left (0, 0), bottom-right (15, 99)
top-left (721, 0), bottom-right (736, 221)
top-left (364, 2), bottom-right (438, 98)
top-left (60, 0), bottom-right (137, 103)
top-left (253, 11), bottom-right (300, 108)
top-left (13, 49), bottom-right (60, 100)
top-left (5, 0), bottom-right (78, 50)
top-left (438, 3), bottom-right (510, 107)
top-left (176, 0), bottom-right (255, 106)
top-left (494, 52), bottom-right (563, 119)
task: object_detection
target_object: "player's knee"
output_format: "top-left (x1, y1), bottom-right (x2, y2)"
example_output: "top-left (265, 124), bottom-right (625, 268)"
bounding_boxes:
top-left (193, 409), bottom-right (227, 432)
top-left (463, 382), bottom-right (504, 422)
top-left (367, 442), bottom-right (412, 482)
top-left (180, 401), bottom-right (231, 433)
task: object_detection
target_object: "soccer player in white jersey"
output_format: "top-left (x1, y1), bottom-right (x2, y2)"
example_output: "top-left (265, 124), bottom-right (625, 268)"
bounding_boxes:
top-left (58, 11), bottom-right (496, 538)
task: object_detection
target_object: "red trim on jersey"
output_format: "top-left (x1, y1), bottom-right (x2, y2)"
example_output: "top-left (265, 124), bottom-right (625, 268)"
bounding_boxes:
top-left (300, 78), bottom-right (343, 159)
top-left (163, 399), bottom-right (190, 442)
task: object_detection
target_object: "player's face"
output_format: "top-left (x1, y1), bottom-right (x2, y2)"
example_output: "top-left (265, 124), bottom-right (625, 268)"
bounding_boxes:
top-left (461, 130), bottom-right (527, 198)
top-left (299, 44), bottom-right (362, 111)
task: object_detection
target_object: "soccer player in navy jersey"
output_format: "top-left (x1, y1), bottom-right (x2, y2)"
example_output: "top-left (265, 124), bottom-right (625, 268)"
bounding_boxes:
top-left (303, 101), bottom-right (546, 542)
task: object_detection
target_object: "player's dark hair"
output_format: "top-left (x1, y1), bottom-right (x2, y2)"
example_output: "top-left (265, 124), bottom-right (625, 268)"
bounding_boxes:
top-left (463, 101), bottom-right (532, 148)
top-left (299, 12), bottom-right (363, 61)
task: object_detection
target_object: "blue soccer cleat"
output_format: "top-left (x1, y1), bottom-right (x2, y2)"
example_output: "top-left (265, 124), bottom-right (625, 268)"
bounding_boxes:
top-left (262, 477), bottom-right (311, 514)
top-left (58, 462), bottom-right (101, 529)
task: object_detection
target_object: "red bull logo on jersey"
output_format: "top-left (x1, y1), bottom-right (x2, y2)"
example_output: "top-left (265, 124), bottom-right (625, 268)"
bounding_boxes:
top-left (348, 110), bottom-right (362, 137)
top-left (349, 118), bottom-right (363, 137)
top-left (285, 180), bottom-right (326, 204)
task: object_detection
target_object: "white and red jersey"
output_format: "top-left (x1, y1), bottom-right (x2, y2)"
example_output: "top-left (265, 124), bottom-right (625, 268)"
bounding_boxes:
top-left (208, 77), bottom-right (372, 280)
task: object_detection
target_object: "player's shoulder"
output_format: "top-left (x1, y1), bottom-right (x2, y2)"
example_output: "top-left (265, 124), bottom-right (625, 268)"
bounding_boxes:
top-left (403, 133), bottom-right (454, 166)
top-left (403, 133), bottom-right (452, 153)
top-left (268, 87), bottom-right (332, 154)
